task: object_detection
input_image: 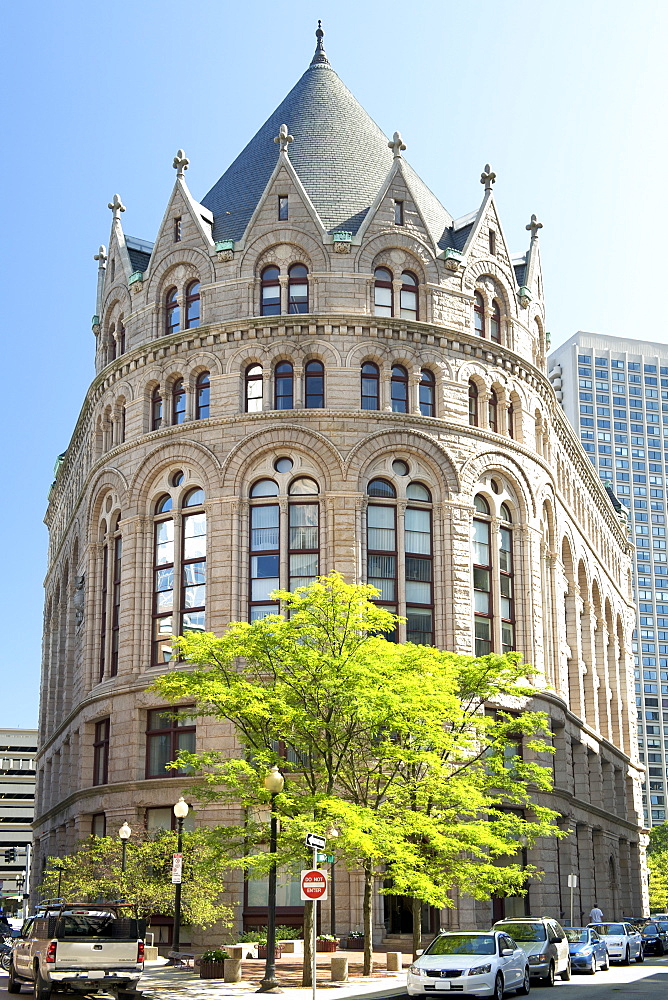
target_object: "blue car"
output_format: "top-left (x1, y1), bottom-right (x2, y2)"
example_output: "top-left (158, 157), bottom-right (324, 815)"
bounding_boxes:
top-left (563, 927), bottom-right (609, 974)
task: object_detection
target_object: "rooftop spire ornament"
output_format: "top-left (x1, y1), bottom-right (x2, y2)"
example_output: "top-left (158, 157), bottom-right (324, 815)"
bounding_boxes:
top-left (388, 131), bottom-right (406, 158)
top-left (94, 245), bottom-right (107, 268)
top-left (480, 164), bottom-right (496, 192)
top-left (526, 214), bottom-right (543, 241)
top-left (108, 194), bottom-right (126, 221)
top-left (173, 149), bottom-right (190, 177)
top-left (274, 123), bottom-right (294, 154)
top-left (311, 20), bottom-right (329, 65)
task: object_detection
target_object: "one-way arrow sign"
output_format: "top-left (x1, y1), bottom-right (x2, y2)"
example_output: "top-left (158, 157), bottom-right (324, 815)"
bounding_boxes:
top-left (305, 832), bottom-right (327, 849)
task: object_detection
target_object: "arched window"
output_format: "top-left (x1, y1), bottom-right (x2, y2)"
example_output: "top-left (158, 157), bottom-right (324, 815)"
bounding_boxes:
top-left (185, 281), bottom-right (201, 329)
top-left (172, 378), bottom-right (186, 425)
top-left (99, 514), bottom-right (122, 682)
top-left (507, 399), bottom-right (515, 439)
top-left (472, 495), bottom-right (492, 655)
top-left (488, 388), bottom-right (498, 433)
top-left (165, 287), bottom-right (180, 335)
top-left (468, 380), bottom-right (479, 427)
top-left (246, 364), bottom-right (263, 412)
top-left (400, 271), bottom-right (418, 320)
top-left (374, 267), bottom-right (393, 317)
top-left (249, 478), bottom-right (320, 619)
top-left (499, 505), bottom-right (515, 653)
top-left (490, 300), bottom-right (501, 344)
top-left (118, 323), bottom-right (126, 355)
top-left (152, 488), bottom-right (206, 664)
top-left (391, 365), bottom-right (408, 413)
top-left (151, 386), bottom-right (163, 431)
top-left (304, 360), bottom-right (324, 408)
top-left (361, 362), bottom-right (380, 410)
top-left (474, 292), bottom-right (485, 337)
top-left (366, 478), bottom-right (433, 645)
top-left (108, 326), bottom-right (117, 362)
top-left (274, 362), bottom-right (294, 410)
top-left (261, 266), bottom-right (281, 315)
top-left (472, 495), bottom-right (515, 656)
top-left (288, 264), bottom-right (309, 313)
top-left (195, 372), bottom-right (210, 420)
top-left (419, 369), bottom-right (435, 417)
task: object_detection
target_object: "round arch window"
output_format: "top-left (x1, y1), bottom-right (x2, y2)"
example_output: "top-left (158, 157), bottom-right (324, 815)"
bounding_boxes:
top-left (289, 477), bottom-right (319, 495)
top-left (155, 494), bottom-right (173, 514)
top-left (183, 487), bottom-right (205, 507)
top-left (274, 457), bottom-right (293, 473)
top-left (250, 479), bottom-right (279, 497)
top-left (368, 479), bottom-right (396, 499)
top-left (392, 459), bottom-right (409, 477)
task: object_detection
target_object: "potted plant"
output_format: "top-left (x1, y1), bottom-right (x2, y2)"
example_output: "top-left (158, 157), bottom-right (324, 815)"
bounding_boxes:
top-left (256, 936), bottom-right (282, 961)
top-left (199, 949), bottom-right (230, 979)
top-left (345, 931), bottom-right (364, 950)
top-left (316, 934), bottom-right (338, 952)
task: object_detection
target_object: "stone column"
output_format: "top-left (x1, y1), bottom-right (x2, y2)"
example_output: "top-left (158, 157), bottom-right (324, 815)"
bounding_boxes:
top-left (581, 602), bottom-right (600, 732)
top-left (576, 824), bottom-right (595, 925)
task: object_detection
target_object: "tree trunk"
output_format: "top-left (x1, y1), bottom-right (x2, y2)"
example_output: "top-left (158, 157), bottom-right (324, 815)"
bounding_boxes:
top-left (412, 897), bottom-right (422, 960)
top-left (302, 899), bottom-right (314, 987)
top-left (363, 864), bottom-right (374, 976)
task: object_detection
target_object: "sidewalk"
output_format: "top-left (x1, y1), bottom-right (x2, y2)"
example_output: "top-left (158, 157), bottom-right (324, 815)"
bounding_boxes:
top-left (141, 950), bottom-right (407, 1000)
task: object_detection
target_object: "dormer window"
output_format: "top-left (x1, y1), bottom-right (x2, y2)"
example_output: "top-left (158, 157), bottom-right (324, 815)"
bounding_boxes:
top-left (185, 281), bottom-right (201, 329)
top-left (394, 200), bottom-right (404, 225)
top-left (261, 266), bottom-right (281, 315)
top-left (374, 268), bottom-right (393, 317)
top-left (288, 264), bottom-right (309, 314)
top-left (488, 229), bottom-right (496, 255)
top-left (174, 217), bottom-right (182, 243)
top-left (278, 196), bottom-right (288, 221)
top-left (165, 287), bottom-right (180, 335)
top-left (474, 292), bottom-right (485, 337)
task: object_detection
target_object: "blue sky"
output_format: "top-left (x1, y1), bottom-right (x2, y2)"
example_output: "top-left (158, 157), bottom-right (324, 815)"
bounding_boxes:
top-left (2, 0), bottom-right (667, 726)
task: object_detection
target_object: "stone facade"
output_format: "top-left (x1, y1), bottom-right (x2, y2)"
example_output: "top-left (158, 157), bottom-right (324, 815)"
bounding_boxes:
top-left (35, 29), bottom-right (647, 942)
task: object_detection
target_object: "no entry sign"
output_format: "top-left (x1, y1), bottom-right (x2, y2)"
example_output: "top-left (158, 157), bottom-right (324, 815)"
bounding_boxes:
top-left (301, 868), bottom-right (328, 900)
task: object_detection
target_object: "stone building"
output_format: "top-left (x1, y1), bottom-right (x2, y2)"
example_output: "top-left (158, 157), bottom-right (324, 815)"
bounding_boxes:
top-left (35, 26), bottom-right (647, 941)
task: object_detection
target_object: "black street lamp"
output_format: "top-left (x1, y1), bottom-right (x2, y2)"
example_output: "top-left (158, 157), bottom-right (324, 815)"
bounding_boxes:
top-left (258, 766), bottom-right (284, 993)
top-left (172, 797), bottom-right (189, 955)
top-left (118, 822), bottom-right (131, 874)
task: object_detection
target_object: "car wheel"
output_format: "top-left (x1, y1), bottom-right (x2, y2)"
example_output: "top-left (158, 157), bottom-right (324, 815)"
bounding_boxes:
top-left (588, 956), bottom-right (597, 976)
top-left (515, 966), bottom-right (530, 996)
top-left (32, 967), bottom-right (51, 1000)
top-left (559, 959), bottom-right (571, 981)
top-left (2, 953), bottom-right (12, 972)
top-left (8, 962), bottom-right (22, 994)
top-left (492, 972), bottom-right (504, 1000)
top-left (636, 945), bottom-right (644, 964)
top-left (541, 962), bottom-right (555, 987)
top-left (622, 946), bottom-right (630, 965)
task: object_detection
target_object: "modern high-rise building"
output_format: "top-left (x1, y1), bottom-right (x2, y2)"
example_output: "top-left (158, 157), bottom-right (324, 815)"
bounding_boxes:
top-left (550, 332), bottom-right (668, 827)
top-left (0, 729), bottom-right (37, 915)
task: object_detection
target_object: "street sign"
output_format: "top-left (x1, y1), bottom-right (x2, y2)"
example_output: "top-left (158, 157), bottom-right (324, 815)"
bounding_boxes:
top-left (171, 852), bottom-right (183, 884)
top-left (301, 868), bottom-right (328, 900)
top-left (316, 852), bottom-right (335, 863)
top-left (305, 832), bottom-right (327, 849)
top-left (567, 874), bottom-right (578, 888)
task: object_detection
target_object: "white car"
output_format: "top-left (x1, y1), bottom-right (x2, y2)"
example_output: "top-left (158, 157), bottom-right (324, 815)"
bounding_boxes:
top-left (407, 931), bottom-right (530, 1000)
top-left (587, 922), bottom-right (643, 964)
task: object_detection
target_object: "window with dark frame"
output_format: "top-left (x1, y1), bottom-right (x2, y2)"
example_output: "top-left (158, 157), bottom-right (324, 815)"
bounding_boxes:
top-left (151, 386), bottom-right (163, 431)
top-left (391, 365), bottom-right (408, 413)
top-left (172, 378), bottom-right (186, 425)
top-left (185, 281), bottom-right (200, 329)
top-left (245, 364), bottom-right (263, 412)
top-left (98, 544), bottom-right (108, 682)
top-left (173, 217), bottom-right (182, 242)
top-left (361, 362), bottom-right (380, 410)
top-left (474, 292), bottom-right (485, 337)
top-left (119, 405), bottom-right (126, 443)
top-left (488, 389), bottom-right (499, 433)
top-left (287, 264), bottom-right (308, 313)
top-left (145, 708), bottom-right (196, 779)
top-left (278, 196), bottom-right (288, 221)
top-left (110, 534), bottom-right (122, 677)
top-left (394, 200), bottom-right (404, 225)
top-left (468, 380), bottom-right (479, 426)
top-left (399, 271), bottom-right (418, 320)
top-left (288, 478), bottom-right (319, 593)
top-left (507, 400), bottom-right (514, 439)
top-left (118, 323), bottom-right (126, 355)
top-left (274, 362), bottom-right (294, 409)
top-left (260, 266), bottom-right (281, 315)
top-left (498, 504), bottom-right (515, 653)
top-left (249, 479), bottom-right (280, 621)
top-left (146, 805), bottom-right (195, 836)
top-left (93, 718), bottom-right (110, 786)
top-left (473, 496), bottom-right (492, 656)
top-left (374, 267), bottom-right (393, 317)
top-left (91, 813), bottom-right (106, 838)
top-left (195, 372), bottom-right (210, 420)
top-left (488, 229), bottom-right (496, 255)
top-left (152, 494), bottom-right (174, 664)
top-left (490, 300), bottom-right (501, 344)
top-left (165, 287), bottom-right (180, 335)
top-left (304, 360), bottom-right (324, 408)
top-left (419, 368), bottom-right (435, 417)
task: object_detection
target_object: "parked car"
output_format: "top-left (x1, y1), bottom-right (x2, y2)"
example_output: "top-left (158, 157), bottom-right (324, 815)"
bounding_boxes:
top-left (492, 917), bottom-right (571, 985)
top-left (563, 927), bottom-right (609, 974)
top-left (640, 921), bottom-right (668, 956)
top-left (587, 922), bottom-right (643, 964)
top-left (407, 931), bottom-right (530, 1000)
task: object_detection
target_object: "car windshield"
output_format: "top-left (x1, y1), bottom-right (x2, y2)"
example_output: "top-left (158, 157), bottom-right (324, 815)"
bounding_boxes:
top-left (658, 921), bottom-right (668, 931)
top-left (594, 924), bottom-right (624, 935)
top-left (565, 929), bottom-right (588, 944)
top-left (495, 922), bottom-right (546, 942)
top-left (425, 935), bottom-right (496, 956)
top-left (642, 925), bottom-right (658, 935)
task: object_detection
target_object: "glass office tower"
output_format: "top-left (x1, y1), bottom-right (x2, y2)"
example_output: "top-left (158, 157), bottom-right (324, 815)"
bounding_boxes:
top-left (549, 332), bottom-right (668, 826)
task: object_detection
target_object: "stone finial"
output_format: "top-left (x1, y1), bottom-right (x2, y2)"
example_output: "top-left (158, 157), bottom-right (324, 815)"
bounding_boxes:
top-left (480, 164), bottom-right (496, 192)
top-left (311, 20), bottom-right (329, 65)
top-left (388, 131), bottom-right (406, 158)
top-left (173, 149), bottom-right (189, 177)
top-left (526, 214), bottom-right (544, 241)
top-left (274, 124), bottom-right (294, 154)
top-left (108, 194), bottom-right (126, 221)
top-left (94, 245), bottom-right (108, 268)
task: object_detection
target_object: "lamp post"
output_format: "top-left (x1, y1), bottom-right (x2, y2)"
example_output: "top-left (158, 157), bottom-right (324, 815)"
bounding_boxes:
top-left (172, 797), bottom-right (189, 955)
top-left (324, 825), bottom-right (339, 936)
top-left (258, 766), bottom-right (284, 993)
top-left (15, 873), bottom-right (24, 920)
top-left (118, 822), bottom-right (131, 874)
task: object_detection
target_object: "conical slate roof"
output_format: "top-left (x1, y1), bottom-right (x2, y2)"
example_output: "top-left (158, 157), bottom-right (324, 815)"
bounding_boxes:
top-left (202, 28), bottom-right (452, 243)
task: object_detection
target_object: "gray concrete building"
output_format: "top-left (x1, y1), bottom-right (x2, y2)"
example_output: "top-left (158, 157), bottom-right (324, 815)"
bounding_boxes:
top-left (35, 26), bottom-right (647, 942)
top-left (550, 332), bottom-right (668, 827)
top-left (0, 729), bottom-right (36, 915)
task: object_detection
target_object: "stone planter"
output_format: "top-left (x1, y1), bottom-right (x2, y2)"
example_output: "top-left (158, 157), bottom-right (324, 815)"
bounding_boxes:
top-left (317, 940), bottom-right (338, 952)
top-left (346, 938), bottom-right (364, 950)
top-left (199, 961), bottom-right (226, 979)
top-left (257, 945), bottom-right (282, 960)
top-left (224, 958), bottom-right (243, 983)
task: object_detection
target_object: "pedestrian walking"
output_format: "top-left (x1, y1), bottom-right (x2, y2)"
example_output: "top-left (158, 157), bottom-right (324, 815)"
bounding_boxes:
top-left (589, 905), bottom-right (603, 923)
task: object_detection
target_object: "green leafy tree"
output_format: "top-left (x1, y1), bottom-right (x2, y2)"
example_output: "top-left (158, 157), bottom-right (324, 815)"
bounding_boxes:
top-left (152, 574), bottom-right (561, 977)
top-left (39, 828), bottom-right (232, 930)
top-left (649, 821), bottom-right (668, 855)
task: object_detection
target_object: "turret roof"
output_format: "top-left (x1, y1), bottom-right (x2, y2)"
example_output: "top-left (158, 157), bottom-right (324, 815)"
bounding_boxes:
top-left (202, 28), bottom-right (452, 243)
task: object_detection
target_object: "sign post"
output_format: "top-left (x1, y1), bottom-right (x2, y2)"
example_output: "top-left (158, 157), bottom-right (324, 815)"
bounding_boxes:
top-left (304, 834), bottom-right (329, 1000)
top-left (567, 873), bottom-right (578, 927)
top-left (171, 852), bottom-right (183, 884)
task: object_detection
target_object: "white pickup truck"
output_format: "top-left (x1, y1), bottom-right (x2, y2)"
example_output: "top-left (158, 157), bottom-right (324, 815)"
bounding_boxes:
top-left (8, 904), bottom-right (145, 1000)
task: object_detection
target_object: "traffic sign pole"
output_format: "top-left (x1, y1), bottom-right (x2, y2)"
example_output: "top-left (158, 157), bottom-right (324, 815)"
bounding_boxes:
top-left (312, 845), bottom-right (317, 1000)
